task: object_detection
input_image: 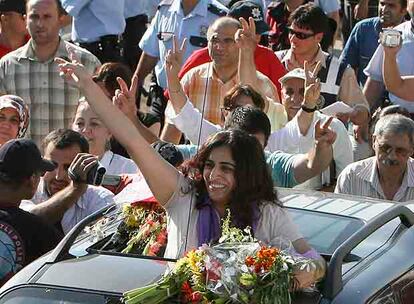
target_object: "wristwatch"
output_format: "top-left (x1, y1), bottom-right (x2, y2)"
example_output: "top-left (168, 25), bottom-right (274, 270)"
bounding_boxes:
top-left (301, 105), bottom-right (317, 113)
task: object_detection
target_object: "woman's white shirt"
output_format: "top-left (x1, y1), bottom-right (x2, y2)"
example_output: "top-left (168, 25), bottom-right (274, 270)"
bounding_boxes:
top-left (100, 150), bottom-right (139, 175)
top-left (163, 174), bottom-right (302, 259)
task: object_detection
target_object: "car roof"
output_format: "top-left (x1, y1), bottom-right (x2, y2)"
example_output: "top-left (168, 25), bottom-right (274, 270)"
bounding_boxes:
top-left (277, 187), bottom-right (414, 222)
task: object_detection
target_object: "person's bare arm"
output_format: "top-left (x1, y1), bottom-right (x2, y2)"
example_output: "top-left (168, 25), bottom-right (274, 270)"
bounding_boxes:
top-left (296, 61), bottom-right (322, 136)
top-left (133, 52), bottom-right (159, 87)
top-left (56, 57), bottom-right (179, 206)
top-left (113, 76), bottom-right (160, 144)
top-left (29, 154), bottom-right (96, 224)
top-left (383, 43), bottom-right (414, 101)
top-left (293, 118), bottom-right (336, 184)
top-left (236, 17), bottom-right (259, 90)
top-left (363, 77), bottom-right (385, 111)
top-left (354, 0), bottom-right (369, 20)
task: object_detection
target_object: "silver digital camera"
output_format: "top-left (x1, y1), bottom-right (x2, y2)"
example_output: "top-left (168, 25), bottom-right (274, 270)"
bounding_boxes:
top-left (380, 29), bottom-right (402, 48)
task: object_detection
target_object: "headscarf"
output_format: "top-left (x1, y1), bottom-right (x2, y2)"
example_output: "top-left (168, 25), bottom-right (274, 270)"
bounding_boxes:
top-left (0, 95), bottom-right (30, 138)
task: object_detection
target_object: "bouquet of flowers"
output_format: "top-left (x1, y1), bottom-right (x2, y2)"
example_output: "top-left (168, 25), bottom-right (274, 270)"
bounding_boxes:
top-left (110, 197), bottom-right (168, 257)
top-left (123, 211), bottom-right (316, 304)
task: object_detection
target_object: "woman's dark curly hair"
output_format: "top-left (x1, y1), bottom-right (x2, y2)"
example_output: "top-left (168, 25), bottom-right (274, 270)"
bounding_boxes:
top-left (223, 84), bottom-right (266, 111)
top-left (180, 129), bottom-right (278, 231)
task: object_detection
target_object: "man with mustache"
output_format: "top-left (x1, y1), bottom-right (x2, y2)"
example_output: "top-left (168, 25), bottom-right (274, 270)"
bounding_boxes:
top-left (335, 114), bottom-right (414, 202)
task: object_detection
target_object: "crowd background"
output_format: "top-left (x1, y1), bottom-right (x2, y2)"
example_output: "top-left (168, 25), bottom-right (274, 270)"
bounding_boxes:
top-left (0, 0), bottom-right (413, 288)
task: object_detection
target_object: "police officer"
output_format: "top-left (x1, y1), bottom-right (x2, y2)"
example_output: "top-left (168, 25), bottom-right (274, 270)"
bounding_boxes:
top-left (134, 0), bottom-right (228, 124)
top-left (123, 0), bottom-right (155, 72)
top-left (60, 0), bottom-right (126, 63)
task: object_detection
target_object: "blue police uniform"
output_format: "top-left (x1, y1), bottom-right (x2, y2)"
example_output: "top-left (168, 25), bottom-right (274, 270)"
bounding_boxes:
top-left (139, 0), bottom-right (228, 89)
top-left (61, 0), bottom-right (126, 63)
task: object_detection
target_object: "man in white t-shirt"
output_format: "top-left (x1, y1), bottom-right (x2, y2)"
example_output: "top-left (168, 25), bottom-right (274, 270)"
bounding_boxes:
top-left (363, 1), bottom-right (414, 113)
top-left (21, 129), bottom-right (113, 234)
top-left (269, 68), bottom-right (353, 190)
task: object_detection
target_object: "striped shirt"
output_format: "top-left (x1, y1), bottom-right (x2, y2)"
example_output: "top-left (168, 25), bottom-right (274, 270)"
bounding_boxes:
top-left (180, 62), bottom-right (280, 125)
top-left (335, 157), bottom-right (414, 202)
top-left (0, 39), bottom-right (101, 145)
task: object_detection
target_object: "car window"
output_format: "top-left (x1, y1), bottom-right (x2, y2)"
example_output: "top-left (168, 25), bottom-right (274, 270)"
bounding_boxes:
top-left (343, 218), bottom-right (401, 273)
top-left (288, 207), bottom-right (365, 255)
top-left (0, 286), bottom-right (122, 303)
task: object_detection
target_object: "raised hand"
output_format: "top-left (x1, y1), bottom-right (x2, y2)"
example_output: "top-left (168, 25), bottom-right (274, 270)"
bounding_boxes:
top-left (303, 61), bottom-right (322, 109)
top-left (113, 76), bottom-right (139, 120)
top-left (165, 36), bottom-right (186, 91)
top-left (55, 48), bottom-right (91, 88)
top-left (235, 17), bottom-right (257, 52)
top-left (314, 117), bottom-right (336, 146)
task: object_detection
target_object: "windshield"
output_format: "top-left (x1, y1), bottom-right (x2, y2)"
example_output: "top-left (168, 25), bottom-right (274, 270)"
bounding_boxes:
top-left (0, 286), bottom-right (121, 303)
top-left (288, 207), bottom-right (365, 255)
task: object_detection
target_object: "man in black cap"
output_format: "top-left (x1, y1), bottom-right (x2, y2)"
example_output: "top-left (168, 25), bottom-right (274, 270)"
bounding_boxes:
top-left (0, 139), bottom-right (62, 285)
top-left (0, 0), bottom-right (28, 58)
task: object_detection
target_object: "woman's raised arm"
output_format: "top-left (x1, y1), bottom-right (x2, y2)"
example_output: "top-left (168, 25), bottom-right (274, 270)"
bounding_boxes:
top-left (55, 55), bottom-right (180, 206)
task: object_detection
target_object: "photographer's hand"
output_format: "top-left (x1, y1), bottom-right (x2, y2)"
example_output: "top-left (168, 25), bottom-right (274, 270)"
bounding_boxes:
top-left (68, 153), bottom-right (99, 185)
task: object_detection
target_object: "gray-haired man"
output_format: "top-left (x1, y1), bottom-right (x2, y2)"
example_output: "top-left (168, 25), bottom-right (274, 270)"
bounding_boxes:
top-left (335, 114), bottom-right (414, 201)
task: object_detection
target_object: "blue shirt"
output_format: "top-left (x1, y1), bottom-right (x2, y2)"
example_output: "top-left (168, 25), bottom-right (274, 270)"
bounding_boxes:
top-left (139, 0), bottom-right (228, 88)
top-left (177, 145), bottom-right (298, 188)
top-left (340, 17), bottom-right (381, 86)
top-left (124, 0), bottom-right (159, 18)
top-left (61, 0), bottom-right (126, 43)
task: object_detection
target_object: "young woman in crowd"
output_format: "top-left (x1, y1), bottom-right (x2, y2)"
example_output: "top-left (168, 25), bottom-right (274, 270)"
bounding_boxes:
top-left (55, 49), bottom-right (328, 289)
top-left (0, 95), bottom-right (29, 146)
top-left (72, 99), bottom-right (138, 175)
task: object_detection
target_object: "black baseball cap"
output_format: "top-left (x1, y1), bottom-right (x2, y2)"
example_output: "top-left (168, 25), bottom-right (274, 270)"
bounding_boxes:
top-left (228, 1), bottom-right (270, 35)
top-left (0, 0), bottom-right (25, 15)
top-left (0, 139), bottom-right (56, 180)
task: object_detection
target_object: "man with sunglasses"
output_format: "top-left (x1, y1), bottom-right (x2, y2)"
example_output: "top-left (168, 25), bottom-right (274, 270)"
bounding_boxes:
top-left (335, 113), bottom-right (414, 202)
top-left (0, 0), bottom-right (28, 58)
top-left (276, 3), bottom-right (371, 161)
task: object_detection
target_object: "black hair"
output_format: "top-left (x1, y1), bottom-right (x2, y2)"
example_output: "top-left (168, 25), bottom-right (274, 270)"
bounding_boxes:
top-left (224, 105), bottom-right (271, 147)
top-left (289, 3), bottom-right (329, 35)
top-left (180, 129), bottom-right (277, 233)
top-left (42, 129), bottom-right (89, 154)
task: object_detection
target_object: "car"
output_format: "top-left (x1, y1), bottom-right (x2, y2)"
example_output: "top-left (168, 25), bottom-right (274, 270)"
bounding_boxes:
top-left (1, 188), bottom-right (414, 304)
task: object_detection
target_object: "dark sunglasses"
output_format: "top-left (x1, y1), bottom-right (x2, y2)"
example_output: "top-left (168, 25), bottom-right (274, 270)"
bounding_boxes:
top-left (287, 27), bottom-right (316, 40)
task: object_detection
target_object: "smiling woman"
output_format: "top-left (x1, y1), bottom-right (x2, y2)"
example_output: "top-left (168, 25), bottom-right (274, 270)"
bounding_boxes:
top-left (0, 95), bottom-right (29, 146)
top-left (55, 52), bottom-right (326, 290)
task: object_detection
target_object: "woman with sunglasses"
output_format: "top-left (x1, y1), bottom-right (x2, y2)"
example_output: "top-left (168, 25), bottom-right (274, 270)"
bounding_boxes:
top-left (0, 95), bottom-right (29, 146)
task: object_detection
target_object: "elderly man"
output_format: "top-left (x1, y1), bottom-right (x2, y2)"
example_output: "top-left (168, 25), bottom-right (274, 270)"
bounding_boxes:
top-left (163, 16), bottom-right (284, 142)
top-left (268, 66), bottom-right (353, 191)
top-left (335, 114), bottom-right (414, 202)
top-left (21, 129), bottom-right (114, 234)
top-left (0, 0), bottom-right (100, 145)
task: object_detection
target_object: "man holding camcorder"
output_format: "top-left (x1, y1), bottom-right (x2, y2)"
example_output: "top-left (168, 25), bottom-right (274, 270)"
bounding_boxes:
top-left (20, 129), bottom-right (114, 235)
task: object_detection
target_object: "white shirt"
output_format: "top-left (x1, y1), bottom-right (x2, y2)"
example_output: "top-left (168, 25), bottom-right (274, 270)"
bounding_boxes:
top-left (165, 98), bottom-right (286, 145)
top-left (364, 21), bottom-right (414, 112)
top-left (21, 179), bottom-right (114, 234)
top-left (164, 174), bottom-right (302, 259)
top-left (268, 111), bottom-right (353, 189)
top-left (335, 157), bottom-right (414, 202)
top-left (100, 150), bottom-right (138, 175)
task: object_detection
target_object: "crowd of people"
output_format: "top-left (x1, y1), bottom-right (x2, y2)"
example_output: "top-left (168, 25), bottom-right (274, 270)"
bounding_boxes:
top-left (0, 0), bottom-right (413, 289)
